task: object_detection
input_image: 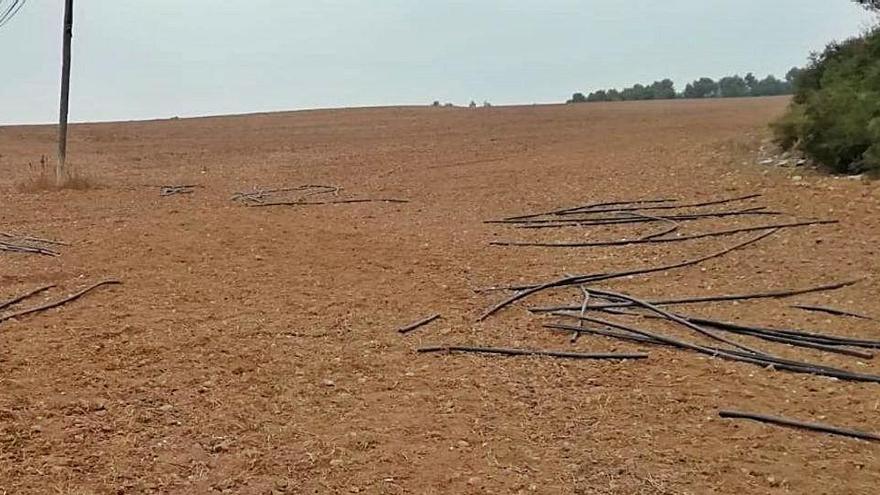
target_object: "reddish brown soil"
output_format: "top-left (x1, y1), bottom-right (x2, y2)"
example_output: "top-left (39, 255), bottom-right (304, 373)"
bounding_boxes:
top-left (2, 97), bottom-right (879, 494)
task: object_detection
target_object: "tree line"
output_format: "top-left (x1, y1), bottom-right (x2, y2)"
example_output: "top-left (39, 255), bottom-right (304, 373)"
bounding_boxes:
top-left (567, 70), bottom-right (801, 103)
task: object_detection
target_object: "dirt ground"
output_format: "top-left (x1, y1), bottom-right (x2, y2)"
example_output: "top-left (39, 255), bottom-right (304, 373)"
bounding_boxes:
top-left (2, 97), bottom-right (879, 494)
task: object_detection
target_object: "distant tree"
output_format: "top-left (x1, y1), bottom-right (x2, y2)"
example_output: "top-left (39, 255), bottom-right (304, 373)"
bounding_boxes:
top-left (621, 83), bottom-right (652, 100)
top-left (483, 101), bottom-right (492, 107)
top-left (784, 67), bottom-right (807, 97)
top-left (566, 70), bottom-right (796, 103)
top-left (718, 75), bottom-right (750, 97)
top-left (683, 77), bottom-right (719, 98)
top-left (751, 75), bottom-right (791, 96)
top-left (744, 73), bottom-right (758, 93)
top-left (568, 71), bottom-right (796, 104)
top-left (586, 90), bottom-right (608, 102)
top-left (853, 0), bottom-right (879, 10)
top-left (432, 100), bottom-right (441, 107)
top-left (649, 79), bottom-right (676, 99)
top-left (468, 100), bottom-right (477, 108)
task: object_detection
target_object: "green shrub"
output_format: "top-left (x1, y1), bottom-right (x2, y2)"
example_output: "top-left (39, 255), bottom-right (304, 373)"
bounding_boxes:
top-left (770, 103), bottom-right (809, 150)
top-left (775, 28), bottom-right (880, 173)
top-left (866, 117), bottom-right (880, 166)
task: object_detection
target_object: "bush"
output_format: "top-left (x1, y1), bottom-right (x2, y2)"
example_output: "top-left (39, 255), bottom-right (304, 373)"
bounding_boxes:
top-left (774, 28), bottom-right (880, 173)
top-left (770, 103), bottom-right (809, 150)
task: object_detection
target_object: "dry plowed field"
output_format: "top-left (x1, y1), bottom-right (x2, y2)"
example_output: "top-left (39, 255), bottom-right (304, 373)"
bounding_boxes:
top-left (2, 97), bottom-right (879, 494)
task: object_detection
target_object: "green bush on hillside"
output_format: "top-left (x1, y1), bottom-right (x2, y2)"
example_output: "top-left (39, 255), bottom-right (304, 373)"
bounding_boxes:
top-left (773, 28), bottom-right (880, 173)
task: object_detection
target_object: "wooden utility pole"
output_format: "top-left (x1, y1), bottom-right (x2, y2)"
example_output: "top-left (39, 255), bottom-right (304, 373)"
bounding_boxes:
top-left (57, 0), bottom-right (73, 184)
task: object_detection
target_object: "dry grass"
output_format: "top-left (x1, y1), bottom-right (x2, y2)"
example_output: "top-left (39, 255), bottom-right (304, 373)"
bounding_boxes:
top-left (16, 155), bottom-right (98, 192)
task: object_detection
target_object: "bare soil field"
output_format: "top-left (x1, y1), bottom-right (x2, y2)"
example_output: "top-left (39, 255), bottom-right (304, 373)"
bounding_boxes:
top-left (2, 97), bottom-right (879, 494)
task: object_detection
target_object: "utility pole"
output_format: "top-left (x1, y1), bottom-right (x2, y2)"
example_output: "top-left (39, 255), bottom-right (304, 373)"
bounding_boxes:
top-left (57, 0), bottom-right (73, 184)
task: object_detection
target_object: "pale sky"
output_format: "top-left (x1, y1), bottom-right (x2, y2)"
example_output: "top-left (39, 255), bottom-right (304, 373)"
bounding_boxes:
top-left (0, 1), bottom-right (875, 124)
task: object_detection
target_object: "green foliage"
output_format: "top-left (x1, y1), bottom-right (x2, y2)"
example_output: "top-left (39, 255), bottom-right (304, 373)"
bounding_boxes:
top-left (774, 28), bottom-right (880, 173)
top-left (586, 90), bottom-right (607, 102)
top-left (750, 75), bottom-right (792, 96)
top-left (785, 67), bottom-right (804, 84)
top-left (620, 83), bottom-right (650, 100)
top-left (770, 103), bottom-right (809, 150)
top-left (683, 77), bottom-right (719, 98)
top-left (719, 76), bottom-right (750, 97)
top-left (745, 73), bottom-right (758, 92)
top-left (569, 73), bottom-right (792, 104)
top-left (578, 79), bottom-right (677, 102)
top-left (650, 79), bottom-right (677, 99)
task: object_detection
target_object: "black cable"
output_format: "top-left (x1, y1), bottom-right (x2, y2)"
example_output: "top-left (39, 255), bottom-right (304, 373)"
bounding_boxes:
top-left (0, 1), bottom-right (27, 29)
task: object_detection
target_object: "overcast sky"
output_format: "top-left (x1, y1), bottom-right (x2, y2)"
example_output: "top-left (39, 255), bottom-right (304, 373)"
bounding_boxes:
top-left (0, 0), bottom-right (875, 124)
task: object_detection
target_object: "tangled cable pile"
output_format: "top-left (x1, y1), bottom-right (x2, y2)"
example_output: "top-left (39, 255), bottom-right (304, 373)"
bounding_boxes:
top-left (475, 194), bottom-right (880, 383)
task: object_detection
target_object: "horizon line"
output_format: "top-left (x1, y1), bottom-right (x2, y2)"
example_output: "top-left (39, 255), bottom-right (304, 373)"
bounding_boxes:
top-left (0, 95), bottom-right (792, 128)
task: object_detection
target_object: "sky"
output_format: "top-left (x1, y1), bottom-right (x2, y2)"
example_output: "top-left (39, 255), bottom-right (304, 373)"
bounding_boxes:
top-left (0, 0), bottom-right (876, 124)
